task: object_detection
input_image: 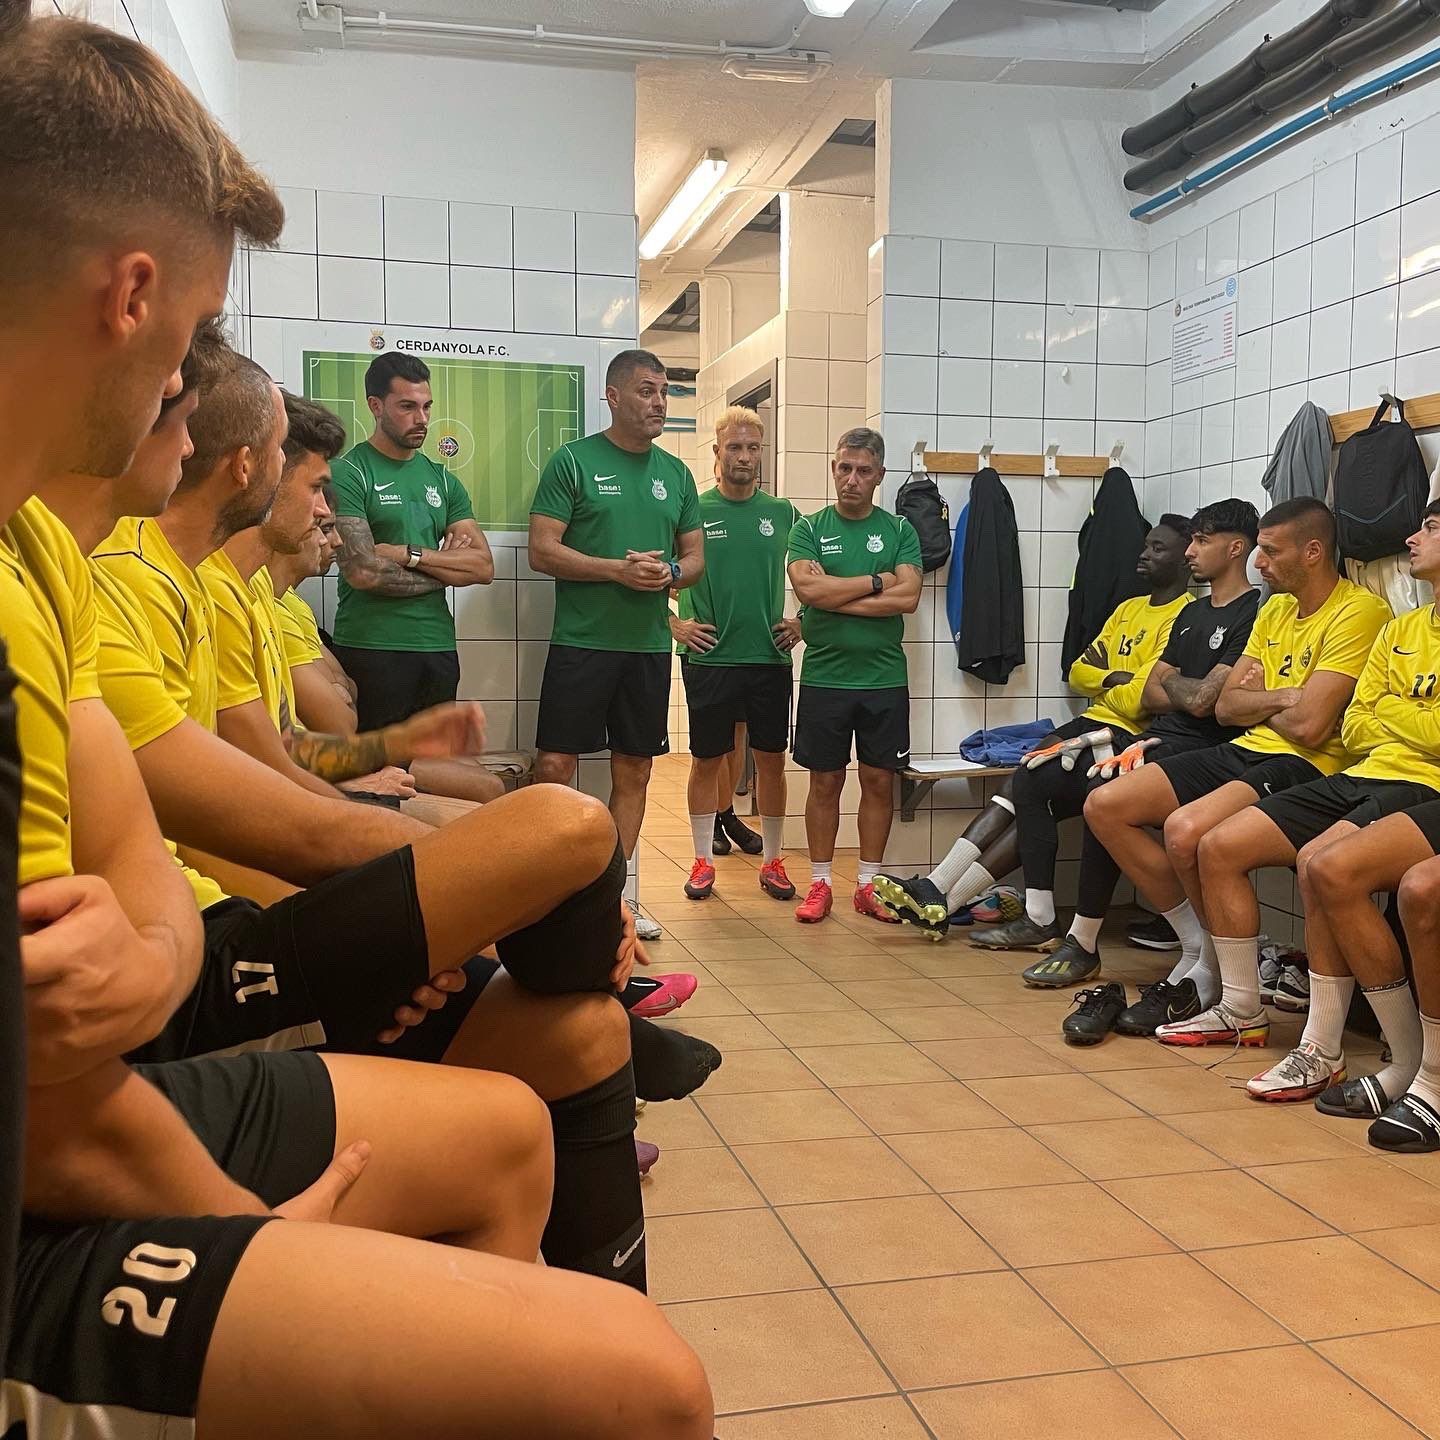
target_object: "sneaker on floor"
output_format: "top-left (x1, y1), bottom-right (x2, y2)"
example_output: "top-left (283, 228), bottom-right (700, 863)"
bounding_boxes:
top-left (719, 809), bottom-right (764, 855)
top-left (629, 973), bottom-right (699, 1019)
top-left (1258, 947), bottom-right (1284, 1005)
top-left (1063, 982), bottom-right (1128, 1046)
top-left (1368, 1092), bottom-right (1440, 1153)
top-left (795, 879), bottom-right (833, 924)
top-left (968, 915), bottom-right (1063, 951)
top-left (1314, 1073), bottom-right (1391, 1119)
top-left (711, 817), bottom-right (731, 856)
top-left (635, 1139), bottom-right (660, 1178)
top-left (626, 898), bottom-right (663, 941)
top-left (872, 872), bottom-right (949, 926)
top-left (684, 857), bottom-right (716, 901)
top-left (1115, 978), bottom-right (1202, 1037)
top-left (1246, 1041), bottom-right (1346, 1102)
top-left (758, 857), bottom-right (796, 900)
top-left (1023, 936), bottom-right (1101, 989)
top-left (969, 887), bottom-right (1023, 925)
top-left (1156, 999), bottom-right (1269, 1047)
top-left (1272, 963), bottom-right (1311, 1013)
top-left (1127, 913), bottom-right (1181, 950)
top-left (854, 882), bottom-right (901, 923)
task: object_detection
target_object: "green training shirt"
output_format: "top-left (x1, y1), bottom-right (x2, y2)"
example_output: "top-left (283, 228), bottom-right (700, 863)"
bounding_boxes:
top-left (331, 441), bottom-right (473, 653)
top-left (530, 432), bottom-right (700, 653)
top-left (787, 503), bottom-right (923, 690)
top-left (678, 487), bottom-right (800, 667)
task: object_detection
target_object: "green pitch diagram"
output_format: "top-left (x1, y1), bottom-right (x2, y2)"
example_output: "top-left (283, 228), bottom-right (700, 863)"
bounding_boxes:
top-left (303, 350), bottom-right (584, 531)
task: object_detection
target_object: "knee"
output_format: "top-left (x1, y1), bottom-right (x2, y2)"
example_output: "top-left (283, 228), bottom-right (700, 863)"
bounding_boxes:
top-left (808, 770), bottom-right (845, 803)
top-left (858, 767), bottom-right (894, 799)
top-left (614, 1302), bottom-right (714, 1440)
top-left (563, 992), bottom-right (631, 1078)
top-left (1083, 784), bottom-right (1117, 832)
top-left (1164, 810), bottom-right (1206, 868)
top-left (531, 783), bottom-right (618, 869)
top-left (1309, 843), bottom-right (1357, 904)
top-left (534, 752), bottom-right (576, 786)
top-left (1295, 840), bottom-right (1325, 896)
top-left (1398, 864), bottom-right (1440, 926)
top-left (611, 755), bottom-right (653, 793)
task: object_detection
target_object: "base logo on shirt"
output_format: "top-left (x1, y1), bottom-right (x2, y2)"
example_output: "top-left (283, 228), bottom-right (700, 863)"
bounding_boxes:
top-left (1209, 626), bottom-right (1227, 650)
top-left (651, 478), bottom-right (668, 501)
top-left (866, 534), bottom-right (883, 553)
top-left (425, 483), bottom-right (443, 509)
top-left (759, 517), bottom-right (774, 536)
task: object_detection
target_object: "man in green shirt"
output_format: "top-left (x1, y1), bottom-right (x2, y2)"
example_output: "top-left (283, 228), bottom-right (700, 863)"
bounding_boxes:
top-left (671, 406), bottom-right (801, 905)
top-left (787, 428), bottom-right (923, 925)
top-left (529, 349), bottom-right (705, 940)
top-left (331, 352), bottom-right (494, 730)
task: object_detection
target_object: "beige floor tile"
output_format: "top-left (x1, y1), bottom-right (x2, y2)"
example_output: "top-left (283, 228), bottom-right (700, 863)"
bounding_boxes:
top-left (761, 1011), bottom-right (902, 1047)
top-left (836, 977), bottom-right (958, 1008)
top-left (637, 1097), bottom-right (722, 1150)
top-left (1381, 1147), bottom-right (1440, 1186)
top-left (837, 1271), bottom-right (1102, 1389)
top-left (727, 982), bottom-right (860, 1014)
top-left (664, 1290), bottom-right (893, 1414)
top-left (835, 1081), bottom-right (1009, 1135)
top-left (779, 1193), bottom-right (1002, 1285)
top-left (892, 1127), bottom-right (1083, 1191)
top-left (797, 953), bottom-right (920, 981)
top-left (1247, 1156), bottom-right (1440, 1230)
top-left (657, 1014), bottom-right (783, 1051)
top-left (876, 1005), bottom-right (1012, 1041)
top-left (697, 1090), bottom-right (871, 1145)
top-left (1030, 1034), bottom-right (1189, 1072)
top-left (916, 1037), bottom-right (1075, 1080)
top-left (795, 1043), bottom-right (950, 1088)
top-left (1093, 1064), bottom-right (1258, 1114)
top-left (938, 975), bottom-right (1064, 1006)
top-left (1166, 1106), bottom-right (1368, 1167)
top-left (967, 1073), bottom-right (1144, 1125)
top-left (1121, 1346), bottom-right (1420, 1440)
top-left (974, 1002), bottom-right (1071, 1037)
top-left (1103, 1169), bottom-right (1333, 1248)
top-left (1027, 1253), bottom-right (1292, 1363)
top-left (671, 983), bottom-right (754, 1018)
top-left (1300, 1105), bottom-right (1389, 1150)
top-left (1024, 1117), bottom-right (1228, 1181)
top-left (913, 1370), bottom-right (1180, 1440)
top-left (1354, 1222), bottom-right (1440, 1287)
top-left (950, 1182), bottom-right (1176, 1268)
top-left (1197, 1235), bottom-right (1440, 1339)
top-left (684, 939), bottom-right (792, 963)
top-left (663, 919), bottom-right (770, 942)
top-left (701, 1049), bottom-right (827, 1096)
top-left (1316, 1325), bottom-right (1440, 1436)
top-left (644, 1146), bottom-right (766, 1216)
top-left (734, 1137), bottom-right (928, 1205)
top-left (647, 1208), bottom-right (820, 1303)
top-left (716, 1397), bottom-right (930, 1440)
top-left (702, 959), bottom-right (823, 987)
top-left (887, 947), bottom-right (1013, 978)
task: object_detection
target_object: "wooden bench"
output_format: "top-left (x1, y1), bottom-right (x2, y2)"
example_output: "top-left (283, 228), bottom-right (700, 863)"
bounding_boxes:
top-left (899, 757), bottom-right (1016, 822)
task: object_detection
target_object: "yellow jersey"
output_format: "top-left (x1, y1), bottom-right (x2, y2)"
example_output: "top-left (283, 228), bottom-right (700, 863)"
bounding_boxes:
top-left (93, 517), bottom-right (218, 731)
top-left (1342, 605), bottom-right (1440, 789)
top-left (0, 499), bottom-right (102, 884)
top-left (1233, 578), bottom-right (1392, 775)
top-left (1070, 592), bottom-right (1193, 735)
top-left (89, 560), bottom-right (227, 911)
top-left (200, 551), bottom-right (288, 731)
top-left (249, 567), bottom-right (297, 729)
top-left (276, 587), bottom-right (325, 670)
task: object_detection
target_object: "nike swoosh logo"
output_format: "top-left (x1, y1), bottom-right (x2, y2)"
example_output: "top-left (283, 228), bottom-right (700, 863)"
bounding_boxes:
top-left (594, 474), bottom-right (617, 482)
top-left (704, 521), bottom-right (724, 529)
top-left (612, 1232), bottom-right (644, 1269)
top-left (897, 751), bottom-right (910, 759)
top-left (1265, 639), bottom-right (1278, 646)
top-left (1394, 647), bottom-right (1418, 655)
top-left (819, 535), bottom-right (839, 542)
top-left (374, 481), bottom-right (395, 492)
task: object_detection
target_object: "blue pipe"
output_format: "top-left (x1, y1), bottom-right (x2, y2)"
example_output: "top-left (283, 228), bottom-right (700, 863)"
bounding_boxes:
top-left (1130, 41), bottom-right (1440, 219)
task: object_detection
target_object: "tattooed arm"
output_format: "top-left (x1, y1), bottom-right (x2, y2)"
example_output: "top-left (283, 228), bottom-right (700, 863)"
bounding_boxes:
top-left (335, 515), bottom-right (445, 597)
top-left (289, 701), bottom-right (488, 784)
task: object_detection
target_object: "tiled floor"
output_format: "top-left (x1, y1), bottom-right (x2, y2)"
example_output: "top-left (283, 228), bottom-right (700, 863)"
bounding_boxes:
top-left (634, 757), bottom-right (1440, 1439)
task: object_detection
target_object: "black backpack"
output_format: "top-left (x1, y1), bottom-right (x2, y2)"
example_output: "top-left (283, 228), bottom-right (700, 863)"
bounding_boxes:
top-left (1333, 397), bottom-right (1428, 563)
top-left (895, 473), bottom-right (951, 573)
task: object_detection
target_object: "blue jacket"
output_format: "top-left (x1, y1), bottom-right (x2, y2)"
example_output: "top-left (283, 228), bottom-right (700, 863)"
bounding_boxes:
top-left (958, 719), bottom-right (1057, 766)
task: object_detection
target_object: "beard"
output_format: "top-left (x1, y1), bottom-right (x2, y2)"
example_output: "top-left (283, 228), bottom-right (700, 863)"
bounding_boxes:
top-left (380, 413), bottom-right (426, 450)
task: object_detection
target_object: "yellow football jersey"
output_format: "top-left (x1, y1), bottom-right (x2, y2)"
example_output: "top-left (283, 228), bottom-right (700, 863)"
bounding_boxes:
top-left (276, 587), bottom-right (325, 670)
top-left (200, 550), bottom-right (288, 731)
top-left (1071, 592), bottom-right (1193, 735)
top-left (1342, 605), bottom-right (1440, 789)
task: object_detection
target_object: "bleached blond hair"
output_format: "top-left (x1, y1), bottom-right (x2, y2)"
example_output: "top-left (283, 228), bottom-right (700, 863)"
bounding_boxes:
top-left (715, 405), bottom-right (764, 442)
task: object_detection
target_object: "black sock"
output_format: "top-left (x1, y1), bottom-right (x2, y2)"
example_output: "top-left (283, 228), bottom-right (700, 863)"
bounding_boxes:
top-left (496, 841), bottom-right (625, 995)
top-left (719, 807), bottom-right (736, 821)
top-left (543, 1061), bottom-right (646, 1292)
top-left (620, 974), bottom-right (663, 1010)
top-left (629, 1012), bottom-right (723, 1101)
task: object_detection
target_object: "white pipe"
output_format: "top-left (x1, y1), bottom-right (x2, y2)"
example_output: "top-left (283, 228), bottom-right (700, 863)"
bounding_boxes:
top-left (304, 0), bottom-right (320, 17)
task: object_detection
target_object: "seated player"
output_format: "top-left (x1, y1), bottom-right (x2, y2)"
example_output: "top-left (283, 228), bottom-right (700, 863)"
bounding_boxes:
top-left (874, 515), bottom-right (1197, 942)
top-left (1086, 498), bottom-right (1391, 1037)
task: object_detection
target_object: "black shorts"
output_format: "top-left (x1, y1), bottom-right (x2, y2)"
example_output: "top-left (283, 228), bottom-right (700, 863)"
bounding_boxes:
top-left (1257, 773), bottom-right (1440, 850)
top-left (793, 684), bottom-right (910, 773)
top-left (130, 847), bottom-right (497, 1066)
top-left (1402, 799), bottom-right (1440, 854)
top-left (5, 1052), bottom-right (332, 1433)
top-left (536, 644), bottom-right (670, 757)
top-left (331, 645), bottom-right (460, 731)
top-left (1154, 742), bottom-right (1322, 808)
top-left (681, 659), bottom-right (792, 758)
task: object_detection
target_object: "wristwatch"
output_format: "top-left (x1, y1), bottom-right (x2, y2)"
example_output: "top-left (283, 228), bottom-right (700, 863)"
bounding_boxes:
top-left (406, 546), bottom-right (423, 569)
top-left (669, 560), bottom-right (682, 584)
top-left (871, 573), bottom-right (884, 595)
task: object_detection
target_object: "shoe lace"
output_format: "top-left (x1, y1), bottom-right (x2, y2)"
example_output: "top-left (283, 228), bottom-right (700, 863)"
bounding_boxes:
top-left (1070, 986), bottom-right (1114, 1017)
top-left (804, 880), bottom-right (829, 903)
top-left (765, 857), bottom-right (789, 877)
top-left (1267, 1042), bottom-right (1328, 1087)
top-left (688, 858), bottom-right (711, 882)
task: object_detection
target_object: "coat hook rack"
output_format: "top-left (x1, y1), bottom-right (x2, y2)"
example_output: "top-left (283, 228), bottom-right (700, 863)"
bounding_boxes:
top-left (1327, 388), bottom-right (1440, 444)
top-left (1043, 443), bottom-right (1061, 479)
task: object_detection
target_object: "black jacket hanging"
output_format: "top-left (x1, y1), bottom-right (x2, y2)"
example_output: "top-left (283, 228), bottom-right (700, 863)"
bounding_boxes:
top-left (954, 468), bottom-right (1025, 685)
top-left (1062, 466), bottom-right (1150, 678)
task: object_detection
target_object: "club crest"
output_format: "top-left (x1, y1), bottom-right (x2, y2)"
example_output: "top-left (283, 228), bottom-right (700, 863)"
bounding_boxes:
top-left (425, 484), bottom-right (443, 509)
top-left (1208, 626), bottom-right (1227, 650)
top-left (759, 517), bottom-right (774, 536)
top-left (866, 533), bottom-right (883, 553)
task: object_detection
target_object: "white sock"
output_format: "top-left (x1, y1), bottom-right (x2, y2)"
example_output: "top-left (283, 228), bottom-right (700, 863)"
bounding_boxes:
top-left (1068, 914), bottom-right (1103, 951)
top-left (1366, 980), bottom-right (1423, 1098)
top-left (689, 812), bottom-right (716, 861)
top-left (945, 861), bottom-right (996, 912)
top-left (1300, 973), bottom-right (1353, 1059)
top-left (992, 795), bottom-right (1015, 815)
top-left (811, 861), bottom-right (833, 885)
top-left (1410, 1014), bottom-right (1440, 1111)
top-left (929, 836), bottom-right (981, 895)
top-left (1212, 935), bottom-right (1261, 1017)
top-left (1162, 900), bottom-right (1207, 967)
top-left (761, 815), bottom-right (784, 862)
top-left (1182, 935), bottom-right (1221, 1007)
top-left (1026, 889), bottom-right (1055, 927)
top-left (858, 860), bottom-right (881, 886)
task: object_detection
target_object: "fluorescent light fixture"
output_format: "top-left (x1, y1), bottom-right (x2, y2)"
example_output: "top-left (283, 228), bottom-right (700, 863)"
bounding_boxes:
top-left (802, 0), bottom-right (857, 15)
top-left (639, 150), bottom-right (728, 260)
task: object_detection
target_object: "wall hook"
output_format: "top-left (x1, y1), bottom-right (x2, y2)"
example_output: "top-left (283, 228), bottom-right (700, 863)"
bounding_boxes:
top-left (1043, 443), bottom-right (1061, 479)
top-left (1109, 440), bottom-right (1126, 468)
top-left (978, 442), bottom-right (995, 470)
